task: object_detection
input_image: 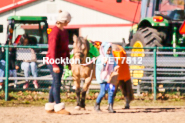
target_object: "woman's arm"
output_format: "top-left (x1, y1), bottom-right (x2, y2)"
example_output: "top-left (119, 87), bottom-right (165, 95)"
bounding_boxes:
top-left (49, 29), bottom-right (59, 68)
top-left (113, 61), bottom-right (120, 71)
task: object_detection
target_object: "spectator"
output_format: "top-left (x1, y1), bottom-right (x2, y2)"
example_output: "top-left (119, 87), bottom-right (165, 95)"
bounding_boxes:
top-left (6, 40), bottom-right (19, 88)
top-left (0, 43), bottom-right (5, 89)
top-left (19, 34), bottom-right (39, 89)
top-left (45, 10), bottom-right (71, 115)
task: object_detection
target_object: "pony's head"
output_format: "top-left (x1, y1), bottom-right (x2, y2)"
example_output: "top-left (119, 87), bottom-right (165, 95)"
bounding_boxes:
top-left (73, 35), bottom-right (90, 64)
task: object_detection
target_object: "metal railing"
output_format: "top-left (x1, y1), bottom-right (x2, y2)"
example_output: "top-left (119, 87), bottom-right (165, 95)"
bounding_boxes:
top-left (1, 45), bottom-right (185, 101)
top-left (125, 46), bottom-right (185, 100)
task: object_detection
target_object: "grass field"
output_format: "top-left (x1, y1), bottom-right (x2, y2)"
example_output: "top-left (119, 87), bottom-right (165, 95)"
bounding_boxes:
top-left (0, 90), bottom-right (185, 107)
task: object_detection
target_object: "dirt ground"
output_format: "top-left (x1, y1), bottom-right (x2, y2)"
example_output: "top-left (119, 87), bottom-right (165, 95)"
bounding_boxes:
top-left (0, 106), bottom-right (185, 123)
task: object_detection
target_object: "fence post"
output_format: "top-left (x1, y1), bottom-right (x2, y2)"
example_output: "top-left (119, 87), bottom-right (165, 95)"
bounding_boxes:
top-left (5, 46), bottom-right (9, 101)
top-left (153, 47), bottom-right (157, 100)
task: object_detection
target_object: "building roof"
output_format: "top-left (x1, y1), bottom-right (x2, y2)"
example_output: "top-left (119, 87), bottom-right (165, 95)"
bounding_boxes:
top-left (64, 0), bottom-right (141, 23)
top-left (0, 0), bottom-right (37, 14)
top-left (0, 0), bottom-right (141, 23)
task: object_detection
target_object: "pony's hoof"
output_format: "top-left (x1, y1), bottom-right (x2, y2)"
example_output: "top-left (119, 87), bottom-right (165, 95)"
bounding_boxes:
top-left (81, 107), bottom-right (86, 110)
top-left (75, 106), bottom-right (81, 110)
top-left (125, 106), bottom-right (130, 109)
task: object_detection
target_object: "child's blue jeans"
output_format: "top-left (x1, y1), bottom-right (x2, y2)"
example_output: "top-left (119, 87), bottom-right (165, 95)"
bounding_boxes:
top-left (0, 60), bottom-right (5, 83)
top-left (21, 62), bottom-right (37, 81)
top-left (96, 82), bottom-right (114, 104)
top-left (0, 60), bottom-right (18, 84)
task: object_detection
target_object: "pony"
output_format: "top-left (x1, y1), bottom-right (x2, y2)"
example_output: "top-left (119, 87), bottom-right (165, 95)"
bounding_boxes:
top-left (71, 35), bottom-right (134, 110)
top-left (71, 35), bottom-right (95, 110)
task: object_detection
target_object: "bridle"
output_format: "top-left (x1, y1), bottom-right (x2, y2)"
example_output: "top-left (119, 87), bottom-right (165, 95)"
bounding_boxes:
top-left (73, 51), bottom-right (85, 58)
top-left (73, 37), bottom-right (91, 65)
top-left (73, 40), bottom-right (86, 61)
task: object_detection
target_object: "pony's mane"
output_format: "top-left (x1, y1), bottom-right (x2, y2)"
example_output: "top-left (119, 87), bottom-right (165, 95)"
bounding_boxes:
top-left (74, 36), bottom-right (90, 57)
top-left (78, 36), bottom-right (90, 53)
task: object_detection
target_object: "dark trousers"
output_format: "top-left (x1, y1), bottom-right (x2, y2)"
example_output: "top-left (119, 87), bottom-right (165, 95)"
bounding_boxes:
top-left (47, 64), bottom-right (63, 104)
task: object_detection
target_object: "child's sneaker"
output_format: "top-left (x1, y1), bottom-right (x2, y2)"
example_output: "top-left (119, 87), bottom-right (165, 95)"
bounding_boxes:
top-left (33, 80), bottom-right (39, 89)
top-left (94, 102), bottom-right (101, 112)
top-left (14, 84), bottom-right (16, 88)
top-left (0, 83), bottom-right (3, 89)
top-left (23, 82), bottom-right (29, 89)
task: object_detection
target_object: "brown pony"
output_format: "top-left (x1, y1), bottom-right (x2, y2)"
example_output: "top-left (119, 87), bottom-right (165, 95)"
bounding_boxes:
top-left (71, 35), bottom-right (96, 110)
top-left (72, 35), bottom-right (134, 110)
